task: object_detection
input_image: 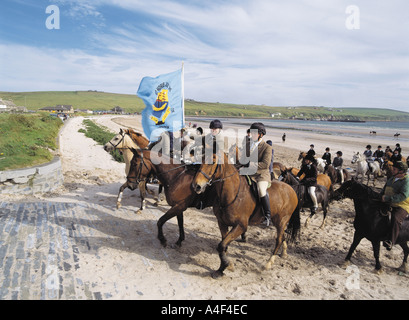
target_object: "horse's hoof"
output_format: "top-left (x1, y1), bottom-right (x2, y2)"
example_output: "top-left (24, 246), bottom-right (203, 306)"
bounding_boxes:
top-left (374, 268), bottom-right (383, 275)
top-left (116, 203), bottom-right (121, 209)
top-left (136, 209), bottom-right (143, 215)
top-left (341, 260), bottom-right (351, 268)
top-left (226, 263), bottom-right (234, 272)
top-left (158, 238), bottom-right (167, 248)
top-left (211, 270), bottom-right (224, 279)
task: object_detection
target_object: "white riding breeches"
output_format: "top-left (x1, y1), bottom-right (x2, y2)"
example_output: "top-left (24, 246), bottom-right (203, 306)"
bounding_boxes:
top-left (257, 181), bottom-right (269, 198)
top-left (308, 186), bottom-right (318, 208)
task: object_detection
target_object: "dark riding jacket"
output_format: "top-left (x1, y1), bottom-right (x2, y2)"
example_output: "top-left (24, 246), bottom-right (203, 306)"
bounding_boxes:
top-left (297, 163), bottom-right (318, 187)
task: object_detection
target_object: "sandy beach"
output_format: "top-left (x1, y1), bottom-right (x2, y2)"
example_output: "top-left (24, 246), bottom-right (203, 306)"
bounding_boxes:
top-left (2, 114), bottom-right (409, 300)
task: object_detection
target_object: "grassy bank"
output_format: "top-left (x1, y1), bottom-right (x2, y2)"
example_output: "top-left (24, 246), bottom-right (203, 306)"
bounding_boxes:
top-left (0, 113), bottom-right (63, 170)
top-left (78, 119), bottom-right (123, 163)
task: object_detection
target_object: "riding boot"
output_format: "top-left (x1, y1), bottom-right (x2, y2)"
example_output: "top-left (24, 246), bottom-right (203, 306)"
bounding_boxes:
top-left (260, 194), bottom-right (272, 227)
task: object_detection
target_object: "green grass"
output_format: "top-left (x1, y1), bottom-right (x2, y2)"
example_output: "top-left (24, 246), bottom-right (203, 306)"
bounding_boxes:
top-left (0, 113), bottom-right (63, 170)
top-left (1, 91), bottom-right (409, 121)
top-left (78, 119), bottom-right (124, 163)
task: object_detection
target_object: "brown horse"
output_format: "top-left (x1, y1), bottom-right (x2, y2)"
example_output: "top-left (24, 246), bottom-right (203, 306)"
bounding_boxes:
top-left (192, 153), bottom-right (300, 278)
top-left (324, 165), bottom-right (350, 185)
top-left (128, 148), bottom-right (215, 248)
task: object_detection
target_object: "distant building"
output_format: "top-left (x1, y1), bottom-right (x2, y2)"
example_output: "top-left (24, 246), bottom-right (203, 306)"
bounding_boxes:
top-left (0, 99), bottom-right (26, 113)
top-left (40, 105), bottom-right (74, 113)
top-left (111, 106), bottom-right (124, 114)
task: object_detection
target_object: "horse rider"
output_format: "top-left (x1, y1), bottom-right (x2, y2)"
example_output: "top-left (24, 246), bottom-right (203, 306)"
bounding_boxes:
top-left (296, 153), bottom-right (319, 214)
top-left (307, 144), bottom-right (316, 158)
top-left (322, 147), bottom-right (332, 170)
top-left (373, 145), bottom-right (384, 166)
top-left (333, 151), bottom-right (344, 184)
top-left (266, 140), bottom-right (275, 179)
top-left (363, 144), bottom-right (372, 159)
top-left (395, 143), bottom-right (402, 154)
top-left (239, 122), bottom-right (273, 226)
top-left (191, 119), bottom-right (227, 163)
top-left (381, 161), bottom-right (409, 250)
top-left (364, 144), bottom-right (374, 171)
top-left (391, 149), bottom-right (402, 164)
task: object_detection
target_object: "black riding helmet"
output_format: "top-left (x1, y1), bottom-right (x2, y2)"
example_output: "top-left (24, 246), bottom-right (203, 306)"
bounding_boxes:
top-left (250, 122), bottom-right (266, 136)
top-left (393, 161), bottom-right (408, 172)
top-left (336, 151), bottom-right (343, 156)
top-left (209, 119), bottom-right (223, 129)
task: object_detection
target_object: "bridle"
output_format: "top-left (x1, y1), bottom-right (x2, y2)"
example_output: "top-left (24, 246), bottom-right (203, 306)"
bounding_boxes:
top-left (196, 162), bottom-right (241, 209)
top-left (108, 132), bottom-right (126, 149)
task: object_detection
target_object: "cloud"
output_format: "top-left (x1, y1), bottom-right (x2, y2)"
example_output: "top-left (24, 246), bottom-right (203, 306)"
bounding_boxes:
top-left (1, 0), bottom-right (409, 112)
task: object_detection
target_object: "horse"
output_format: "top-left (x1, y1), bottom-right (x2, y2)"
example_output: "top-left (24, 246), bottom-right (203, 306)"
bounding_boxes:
top-left (128, 148), bottom-right (216, 248)
top-left (104, 129), bottom-right (159, 212)
top-left (394, 133), bottom-right (400, 139)
top-left (370, 131), bottom-right (377, 135)
top-left (278, 169), bottom-right (330, 229)
top-left (192, 153), bottom-right (301, 278)
top-left (351, 152), bottom-right (381, 186)
top-left (324, 164), bottom-right (350, 185)
top-left (286, 167), bottom-right (333, 193)
top-left (333, 179), bottom-right (409, 273)
top-left (298, 151), bottom-right (326, 173)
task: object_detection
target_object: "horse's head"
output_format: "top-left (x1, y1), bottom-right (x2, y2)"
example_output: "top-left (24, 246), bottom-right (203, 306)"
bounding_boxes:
top-left (333, 179), bottom-right (356, 200)
top-left (128, 148), bottom-right (153, 183)
top-left (104, 129), bottom-right (138, 152)
top-left (298, 152), bottom-right (305, 161)
top-left (192, 153), bottom-right (222, 194)
top-left (351, 152), bottom-right (360, 164)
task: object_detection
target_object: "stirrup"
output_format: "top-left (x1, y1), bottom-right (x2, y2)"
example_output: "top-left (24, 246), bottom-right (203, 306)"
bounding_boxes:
top-left (263, 216), bottom-right (271, 227)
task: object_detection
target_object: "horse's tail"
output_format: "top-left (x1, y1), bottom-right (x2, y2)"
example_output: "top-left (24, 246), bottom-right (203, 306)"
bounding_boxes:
top-left (287, 205), bottom-right (301, 243)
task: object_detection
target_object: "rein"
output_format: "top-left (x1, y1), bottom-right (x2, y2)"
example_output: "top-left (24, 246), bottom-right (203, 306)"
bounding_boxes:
top-left (198, 163), bottom-right (241, 208)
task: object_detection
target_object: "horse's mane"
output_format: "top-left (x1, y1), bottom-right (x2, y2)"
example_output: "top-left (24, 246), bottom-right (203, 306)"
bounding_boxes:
top-left (126, 129), bottom-right (149, 148)
top-left (344, 179), bottom-right (382, 201)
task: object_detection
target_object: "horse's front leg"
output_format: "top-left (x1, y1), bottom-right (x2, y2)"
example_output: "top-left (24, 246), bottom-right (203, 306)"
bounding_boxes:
top-left (343, 232), bottom-right (363, 268)
top-left (157, 203), bottom-right (186, 248)
top-left (116, 182), bottom-right (128, 209)
top-left (137, 181), bottom-right (146, 214)
top-left (212, 223), bottom-right (246, 279)
top-left (371, 240), bottom-right (382, 273)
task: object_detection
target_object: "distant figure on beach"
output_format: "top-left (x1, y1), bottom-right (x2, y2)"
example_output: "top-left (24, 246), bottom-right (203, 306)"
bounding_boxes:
top-left (394, 132), bottom-right (400, 139)
top-left (282, 133), bottom-right (286, 143)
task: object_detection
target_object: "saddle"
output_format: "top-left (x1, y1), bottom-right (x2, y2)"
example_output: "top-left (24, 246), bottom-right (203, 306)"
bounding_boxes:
top-left (244, 176), bottom-right (271, 201)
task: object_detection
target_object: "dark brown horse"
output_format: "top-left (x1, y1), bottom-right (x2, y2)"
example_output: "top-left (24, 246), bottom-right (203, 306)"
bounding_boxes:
top-left (279, 168), bottom-right (330, 229)
top-left (128, 148), bottom-right (215, 248)
top-left (104, 129), bottom-right (159, 212)
top-left (324, 164), bottom-right (350, 185)
top-left (192, 153), bottom-right (300, 278)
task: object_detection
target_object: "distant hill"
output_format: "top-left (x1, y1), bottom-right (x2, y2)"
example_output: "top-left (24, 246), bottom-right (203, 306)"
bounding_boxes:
top-left (1, 90), bottom-right (408, 121)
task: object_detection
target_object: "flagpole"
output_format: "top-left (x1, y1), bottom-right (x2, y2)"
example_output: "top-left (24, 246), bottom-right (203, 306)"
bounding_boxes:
top-left (181, 62), bottom-right (185, 126)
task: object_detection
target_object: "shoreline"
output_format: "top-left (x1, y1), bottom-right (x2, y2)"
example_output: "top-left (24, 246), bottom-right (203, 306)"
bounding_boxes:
top-left (109, 115), bottom-right (408, 169)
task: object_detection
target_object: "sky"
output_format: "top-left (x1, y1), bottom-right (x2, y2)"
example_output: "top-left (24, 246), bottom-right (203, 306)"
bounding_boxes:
top-left (0, 0), bottom-right (408, 112)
